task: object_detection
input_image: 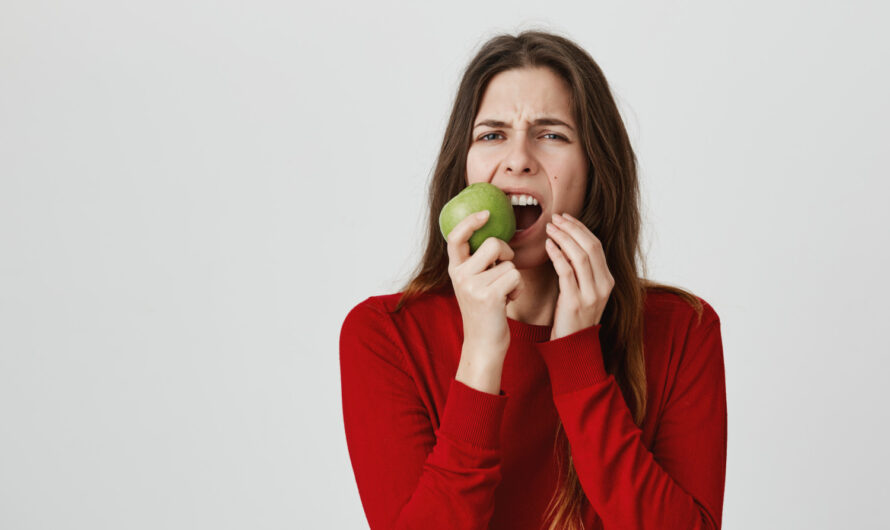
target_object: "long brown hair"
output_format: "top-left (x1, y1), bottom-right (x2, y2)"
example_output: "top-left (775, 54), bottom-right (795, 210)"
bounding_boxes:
top-left (387, 29), bottom-right (704, 529)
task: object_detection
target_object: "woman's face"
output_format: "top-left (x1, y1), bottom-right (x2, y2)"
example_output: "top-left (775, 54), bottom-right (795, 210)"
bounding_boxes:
top-left (466, 66), bottom-right (589, 267)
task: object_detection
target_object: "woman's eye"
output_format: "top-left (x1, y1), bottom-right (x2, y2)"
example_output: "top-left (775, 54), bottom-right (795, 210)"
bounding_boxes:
top-left (478, 132), bottom-right (566, 141)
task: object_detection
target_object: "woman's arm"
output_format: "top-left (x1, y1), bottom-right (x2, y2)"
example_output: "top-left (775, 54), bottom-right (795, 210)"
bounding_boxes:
top-left (339, 298), bottom-right (508, 530)
top-left (536, 305), bottom-right (727, 530)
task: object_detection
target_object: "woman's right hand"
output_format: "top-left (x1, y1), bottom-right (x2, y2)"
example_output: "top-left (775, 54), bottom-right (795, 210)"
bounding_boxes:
top-left (446, 210), bottom-right (524, 361)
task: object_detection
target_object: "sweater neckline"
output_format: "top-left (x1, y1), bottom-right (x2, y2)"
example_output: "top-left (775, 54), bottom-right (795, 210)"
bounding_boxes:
top-left (507, 316), bottom-right (552, 343)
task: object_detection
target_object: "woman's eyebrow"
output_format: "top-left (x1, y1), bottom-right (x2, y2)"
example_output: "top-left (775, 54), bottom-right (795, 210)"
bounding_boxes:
top-left (473, 118), bottom-right (575, 131)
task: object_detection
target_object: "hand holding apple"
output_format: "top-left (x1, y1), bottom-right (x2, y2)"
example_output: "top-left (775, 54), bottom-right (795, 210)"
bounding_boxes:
top-left (445, 209), bottom-right (523, 395)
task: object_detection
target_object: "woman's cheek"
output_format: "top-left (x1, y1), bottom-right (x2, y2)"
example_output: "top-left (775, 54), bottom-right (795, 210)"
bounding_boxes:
top-left (465, 153), bottom-right (486, 182)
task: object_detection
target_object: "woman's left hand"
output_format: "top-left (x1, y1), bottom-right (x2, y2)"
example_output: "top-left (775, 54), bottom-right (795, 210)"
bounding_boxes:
top-left (544, 212), bottom-right (615, 341)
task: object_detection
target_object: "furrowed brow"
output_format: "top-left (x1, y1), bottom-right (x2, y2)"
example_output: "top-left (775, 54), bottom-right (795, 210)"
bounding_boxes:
top-left (473, 118), bottom-right (575, 131)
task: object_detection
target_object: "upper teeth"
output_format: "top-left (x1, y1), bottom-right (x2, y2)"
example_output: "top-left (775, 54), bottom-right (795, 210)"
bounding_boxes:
top-left (509, 194), bottom-right (539, 206)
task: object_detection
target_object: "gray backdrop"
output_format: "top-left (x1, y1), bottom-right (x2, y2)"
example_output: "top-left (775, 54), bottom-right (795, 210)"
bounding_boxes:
top-left (2, 1), bottom-right (888, 528)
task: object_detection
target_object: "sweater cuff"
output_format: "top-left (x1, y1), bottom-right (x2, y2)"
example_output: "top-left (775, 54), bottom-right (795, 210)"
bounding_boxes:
top-left (536, 324), bottom-right (608, 395)
top-left (438, 378), bottom-right (508, 450)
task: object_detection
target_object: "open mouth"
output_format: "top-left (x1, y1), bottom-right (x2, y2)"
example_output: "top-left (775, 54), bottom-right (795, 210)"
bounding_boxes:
top-left (513, 203), bottom-right (543, 231)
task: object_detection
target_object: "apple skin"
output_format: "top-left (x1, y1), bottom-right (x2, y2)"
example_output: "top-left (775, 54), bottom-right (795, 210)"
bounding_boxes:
top-left (439, 182), bottom-right (516, 253)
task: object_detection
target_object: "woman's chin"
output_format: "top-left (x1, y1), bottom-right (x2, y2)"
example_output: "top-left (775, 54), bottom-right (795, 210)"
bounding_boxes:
top-left (511, 242), bottom-right (551, 269)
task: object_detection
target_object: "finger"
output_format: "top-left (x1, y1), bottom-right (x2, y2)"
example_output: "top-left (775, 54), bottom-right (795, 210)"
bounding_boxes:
top-left (545, 237), bottom-right (579, 299)
top-left (477, 260), bottom-right (515, 285)
top-left (489, 265), bottom-right (522, 301)
top-left (506, 282), bottom-right (522, 302)
top-left (446, 210), bottom-right (491, 268)
top-left (559, 213), bottom-right (615, 295)
top-left (546, 218), bottom-right (596, 299)
top-left (463, 237), bottom-right (515, 276)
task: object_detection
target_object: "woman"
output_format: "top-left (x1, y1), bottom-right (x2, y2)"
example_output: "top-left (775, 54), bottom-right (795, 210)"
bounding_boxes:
top-left (340, 30), bottom-right (726, 530)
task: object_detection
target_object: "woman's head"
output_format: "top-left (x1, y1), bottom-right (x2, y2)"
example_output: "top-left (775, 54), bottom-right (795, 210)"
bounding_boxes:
top-left (467, 65), bottom-right (588, 269)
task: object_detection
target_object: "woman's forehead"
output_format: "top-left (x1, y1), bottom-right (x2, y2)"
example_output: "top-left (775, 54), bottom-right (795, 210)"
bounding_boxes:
top-left (477, 68), bottom-right (574, 124)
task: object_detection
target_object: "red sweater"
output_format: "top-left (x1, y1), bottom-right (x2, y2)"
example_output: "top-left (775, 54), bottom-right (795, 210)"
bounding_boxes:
top-left (339, 287), bottom-right (726, 529)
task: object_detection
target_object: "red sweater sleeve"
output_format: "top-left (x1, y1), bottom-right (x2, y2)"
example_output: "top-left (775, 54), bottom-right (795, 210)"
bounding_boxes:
top-left (536, 308), bottom-right (727, 529)
top-left (339, 299), bottom-right (508, 529)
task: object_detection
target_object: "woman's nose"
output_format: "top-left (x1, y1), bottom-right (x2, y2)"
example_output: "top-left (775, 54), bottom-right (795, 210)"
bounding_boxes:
top-left (504, 137), bottom-right (537, 174)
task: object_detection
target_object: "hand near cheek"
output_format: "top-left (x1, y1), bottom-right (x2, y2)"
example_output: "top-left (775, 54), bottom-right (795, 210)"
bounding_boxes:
top-left (544, 213), bottom-right (615, 341)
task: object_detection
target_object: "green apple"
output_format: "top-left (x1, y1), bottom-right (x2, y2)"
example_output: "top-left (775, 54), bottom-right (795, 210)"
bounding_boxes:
top-left (439, 182), bottom-right (516, 253)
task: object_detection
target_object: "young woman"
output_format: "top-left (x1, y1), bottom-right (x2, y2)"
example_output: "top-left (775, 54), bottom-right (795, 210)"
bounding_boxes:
top-left (340, 30), bottom-right (727, 530)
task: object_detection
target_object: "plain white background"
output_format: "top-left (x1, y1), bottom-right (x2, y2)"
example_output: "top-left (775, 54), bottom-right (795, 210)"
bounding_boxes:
top-left (1, 1), bottom-right (888, 528)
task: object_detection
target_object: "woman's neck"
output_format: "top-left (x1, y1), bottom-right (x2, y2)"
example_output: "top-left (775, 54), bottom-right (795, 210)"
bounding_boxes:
top-left (505, 263), bottom-right (559, 326)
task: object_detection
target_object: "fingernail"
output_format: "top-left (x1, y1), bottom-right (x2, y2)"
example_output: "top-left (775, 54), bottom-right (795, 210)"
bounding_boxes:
top-left (477, 210), bottom-right (489, 219)
top-left (552, 213), bottom-right (563, 223)
top-left (563, 212), bottom-right (574, 220)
